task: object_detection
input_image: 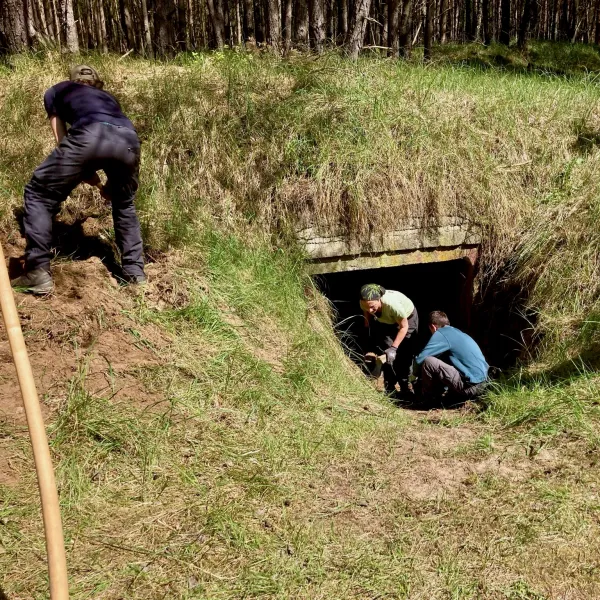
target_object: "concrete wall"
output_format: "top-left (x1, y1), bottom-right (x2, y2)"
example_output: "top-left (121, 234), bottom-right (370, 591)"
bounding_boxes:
top-left (299, 217), bottom-right (481, 274)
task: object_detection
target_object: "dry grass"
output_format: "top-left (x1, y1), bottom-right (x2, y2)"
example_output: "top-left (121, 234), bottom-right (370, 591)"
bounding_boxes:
top-left (1, 46), bottom-right (600, 599)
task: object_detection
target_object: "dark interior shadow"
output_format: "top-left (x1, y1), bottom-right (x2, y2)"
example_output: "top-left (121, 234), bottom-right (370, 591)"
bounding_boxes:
top-left (0, 585), bottom-right (8, 600)
top-left (11, 207), bottom-right (123, 280)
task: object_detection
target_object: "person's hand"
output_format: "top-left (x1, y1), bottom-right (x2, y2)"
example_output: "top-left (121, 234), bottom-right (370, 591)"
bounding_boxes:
top-left (384, 346), bottom-right (397, 363)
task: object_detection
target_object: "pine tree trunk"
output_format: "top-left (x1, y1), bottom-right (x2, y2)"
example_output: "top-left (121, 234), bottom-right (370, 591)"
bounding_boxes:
top-left (338, 0), bottom-right (349, 41)
top-left (348, 0), bottom-right (371, 58)
top-left (294, 0), bottom-right (309, 44)
top-left (141, 0), bottom-right (153, 54)
top-left (243, 0), bottom-right (255, 40)
top-left (398, 0), bottom-right (413, 56)
top-left (207, 0), bottom-right (225, 47)
top-left (96, 0), bottom-right (109, 52)
top-left (595, 0), bottom-right (600, 44)
top-left (267, 0), bottom-right (281, 48)
top-left (482, 0), bottom-right (490, 43)
top-left (518, 0), bottom-right (533, 46)
top-left (283, 0), bottom-right (292, 50)
top-left (439, 0), bottom-right (447, 42)
top-left (120, 0), bottom-right (135, 49)
top-left (1, 0), bottom-right (29, 51)
top-left (61, 0), bottom-right (79, 51)
top-left (424, 0), bottom-right (432, 59)
top-left (309, 0), bottom-right (326, 52)
top-left (500, 0), bottom-right (510, 42)
top-left (233, 0), bottom-right (243, 45)
top-left (388, 0), bottom-right (400, 54)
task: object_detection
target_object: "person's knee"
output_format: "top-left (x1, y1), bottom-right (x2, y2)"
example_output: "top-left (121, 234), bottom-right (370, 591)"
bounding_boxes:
top-left (422, 356), bottom-right (437, 371)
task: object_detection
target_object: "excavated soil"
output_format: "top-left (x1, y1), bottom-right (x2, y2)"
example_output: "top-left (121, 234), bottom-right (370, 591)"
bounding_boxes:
top-left (0, 241), bottom-right (184, 486)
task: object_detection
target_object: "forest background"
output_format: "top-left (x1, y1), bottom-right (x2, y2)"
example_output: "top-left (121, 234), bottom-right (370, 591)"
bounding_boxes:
top-left (2, 0), bottom-right (600, 61)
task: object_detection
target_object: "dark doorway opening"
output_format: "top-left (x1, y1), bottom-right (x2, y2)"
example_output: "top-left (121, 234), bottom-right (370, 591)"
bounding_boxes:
top-left (314, 258), bottom-right (476, 363)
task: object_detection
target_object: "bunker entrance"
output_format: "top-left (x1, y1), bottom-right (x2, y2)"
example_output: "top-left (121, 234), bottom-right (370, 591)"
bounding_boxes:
top-left (314, 258), bottom-right (476, 363)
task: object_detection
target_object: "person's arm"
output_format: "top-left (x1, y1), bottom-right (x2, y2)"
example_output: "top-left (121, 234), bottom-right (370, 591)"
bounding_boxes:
top-left (391, 317), bottom-right (408, 348)
top-left (415, 331), bottom-right (450, 365)
top-left (50, 115), bottom-right (67, 145)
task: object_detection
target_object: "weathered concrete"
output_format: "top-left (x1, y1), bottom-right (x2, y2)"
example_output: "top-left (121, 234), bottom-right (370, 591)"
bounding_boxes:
top-left (299, 217), bottom-right (481, 274)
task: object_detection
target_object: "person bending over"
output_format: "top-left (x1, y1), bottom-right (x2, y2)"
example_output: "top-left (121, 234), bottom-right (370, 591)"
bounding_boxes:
top-left (415, 311), bottom-right (488, 404)
top-left (359, 284), bottom-right (419, 396)
top-left (12, 65), bottom-right (146, 294)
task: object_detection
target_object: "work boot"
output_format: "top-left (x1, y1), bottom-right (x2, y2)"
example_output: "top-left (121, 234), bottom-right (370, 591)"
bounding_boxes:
top-left (120, 272), bottom-right (147, 286)
top-left (11, 268), bottom-right (54, 295)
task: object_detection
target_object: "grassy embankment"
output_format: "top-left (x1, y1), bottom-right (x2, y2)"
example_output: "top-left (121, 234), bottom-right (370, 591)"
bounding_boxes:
top-left (0, 44), bottom-right (600, 598)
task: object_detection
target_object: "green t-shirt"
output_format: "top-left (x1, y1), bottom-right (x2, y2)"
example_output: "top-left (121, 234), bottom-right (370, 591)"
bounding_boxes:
top-left (376, 290), bottom-right (414, 324)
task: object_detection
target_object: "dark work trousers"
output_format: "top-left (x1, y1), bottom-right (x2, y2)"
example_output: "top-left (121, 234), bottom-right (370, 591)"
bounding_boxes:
top-left (421, 356), bottom-right (488, 403)
top-left (23, 122), bottom-right (145, 278)
top-left (368, 309), bottom-right (419, 393)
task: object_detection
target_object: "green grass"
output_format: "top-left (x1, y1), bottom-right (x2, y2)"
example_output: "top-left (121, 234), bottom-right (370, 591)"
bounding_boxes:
top-left (2, 45), bottom-right (600, 358)
top-left (1, 44), bottom-right (600, 598)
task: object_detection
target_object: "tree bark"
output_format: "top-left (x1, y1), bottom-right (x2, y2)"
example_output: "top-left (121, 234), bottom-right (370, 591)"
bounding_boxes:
top-left (61, 0), bottom-right (79, 52)
top-left (398, 0), bottom-right (413, 56)
top-left (482, 0), bottom-right (490, 43)
top-left (154, 0), bottom-right (177, 55)
top-left (348, 0), bottom-right (371, 58)
top-left (0, 0), bottom-right (29, 51)
top-left (243, 0), bottom-right (255, 40)
top-left (338, 0), bottom-right (349, 41)
top-left (120, 0), bottom-right (135, 49)
top-left (439, 0), bottom-right (448, 42)
top-left (388, 0), bottom-right (400, 54)
top-left (309, 0), bottom-right (326, 52)
top-left (518, 0), bottom-right (534, 46)
top-left (140, 0), bottom-right (153, 55)
top-left (283, 0), bottom-right (292, 50)
top-left (266, 0), bottom-right (281, 48)
top-left (424, 0), bottom-right (432, 60)
top-left (500, 0), bottom-right (510, 43)
top-left (207, 0), bottom-right (226, 47)
top-left (96, 0), bottom-right (108, 53)
top-left (294, 0), bottom-right (309, 44)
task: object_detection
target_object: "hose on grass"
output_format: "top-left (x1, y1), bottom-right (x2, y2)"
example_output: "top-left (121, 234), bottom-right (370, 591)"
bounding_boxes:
top-left (0, 244), bottom-right (69, 600)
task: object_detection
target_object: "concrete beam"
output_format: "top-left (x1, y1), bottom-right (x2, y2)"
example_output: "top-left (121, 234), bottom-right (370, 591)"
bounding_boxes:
top-left (297, 217), bottom-right (481, 261)
top-left (299, 217), bottom-right (481, 274)
top-left (307, 245), bottom-right (479, 275)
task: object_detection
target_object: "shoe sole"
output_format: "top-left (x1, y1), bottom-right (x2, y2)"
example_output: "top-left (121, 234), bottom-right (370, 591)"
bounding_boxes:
top-left (12, 281), bottom-right (54, 295)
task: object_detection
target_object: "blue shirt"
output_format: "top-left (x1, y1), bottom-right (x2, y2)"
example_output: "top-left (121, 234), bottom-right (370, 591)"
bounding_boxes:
top-left (44, 81), bottom-right (134, 131)
top-left (415, 326), bottom-right (489, 384)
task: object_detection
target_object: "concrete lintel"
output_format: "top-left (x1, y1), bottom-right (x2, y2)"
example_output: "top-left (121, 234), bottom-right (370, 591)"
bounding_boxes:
top-left (307, 246), bottom-right (479, 275)
top-left (297, 218), bottom-right (481, 260)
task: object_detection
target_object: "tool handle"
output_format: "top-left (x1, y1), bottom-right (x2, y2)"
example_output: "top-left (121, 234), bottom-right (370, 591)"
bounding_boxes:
top-left (0, 245), bottom-right (69, 599)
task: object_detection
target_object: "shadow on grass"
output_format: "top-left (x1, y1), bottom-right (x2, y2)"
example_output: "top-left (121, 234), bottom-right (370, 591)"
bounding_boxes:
top-left (10, 207), bottom-right (123, 280)
top-left (434, 41), bottom-right (600, 80)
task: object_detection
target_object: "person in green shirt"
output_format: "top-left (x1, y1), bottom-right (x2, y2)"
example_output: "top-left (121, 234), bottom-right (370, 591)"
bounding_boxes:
top-left (359, 283), bottom-right (419, 396)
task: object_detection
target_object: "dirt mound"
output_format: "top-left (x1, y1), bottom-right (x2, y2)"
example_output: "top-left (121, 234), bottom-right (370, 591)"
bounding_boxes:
top-left (0, 250), bottom-right (176, 485)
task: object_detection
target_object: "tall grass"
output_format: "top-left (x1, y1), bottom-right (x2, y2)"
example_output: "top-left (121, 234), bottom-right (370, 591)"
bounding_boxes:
top-left (2, 46), bottom-right (600, 599)
top-left (2, 47), bottom-right (600, 362)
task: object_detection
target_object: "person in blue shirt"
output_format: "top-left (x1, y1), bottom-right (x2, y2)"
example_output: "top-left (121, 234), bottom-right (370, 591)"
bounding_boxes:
top-left (415, 311), bottom-right (489, 403)
top-left (11, 65), bottom-right (145, 294)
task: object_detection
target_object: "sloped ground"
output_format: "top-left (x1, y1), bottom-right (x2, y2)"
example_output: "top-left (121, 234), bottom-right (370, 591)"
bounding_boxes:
top-left (0, 252), bottom-right (599, 599)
